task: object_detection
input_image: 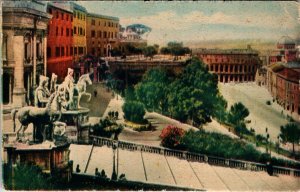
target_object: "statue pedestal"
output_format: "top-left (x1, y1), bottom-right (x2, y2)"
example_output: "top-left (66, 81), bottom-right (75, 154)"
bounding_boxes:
top-left (12, 87), bottom-right (26, 108)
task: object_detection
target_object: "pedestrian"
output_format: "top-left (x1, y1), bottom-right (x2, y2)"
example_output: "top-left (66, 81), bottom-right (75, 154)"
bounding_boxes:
top-left (95, 168), bottom-right (101, 176)
top-left (76, 164), bottom-right (81, 173)
top-left (94, 89), bottom-right (97, 97)
top-left (266, 161), bottom-right (274, 176)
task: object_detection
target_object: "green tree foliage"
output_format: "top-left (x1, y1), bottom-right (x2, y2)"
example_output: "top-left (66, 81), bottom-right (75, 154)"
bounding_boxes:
top-left (279, 123), bottom-right (300, 154)
top-left (92, 117), bottom-right (123, 139)
top-left (3, 164), bottom-right (53, 190)
top-left (168, 57), bottom-right (218, 125)
top-left (135, 68), bottom-right (169, 112)
top-left (212, 94), bottom-right (228, 124)
top-left (142, 46), bottom-right (158, 58)
top-left (122, 101), bottom-right (146, 124)
top-left (227, 102), bottom-right (250, 125)
top-left (160, 41), bottom-right (191, 59)
top-left (159, 125), bottom-right (185, 149)
top-left (124, 86), bottom-right (137, 101)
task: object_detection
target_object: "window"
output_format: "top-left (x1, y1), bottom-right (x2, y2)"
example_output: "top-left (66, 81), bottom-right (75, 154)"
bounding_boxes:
top-left (115, 32), bottom-right (117, 38)
top-left (74, 47), bottom-right (78, 55)
top-left (91, 30), bottom-right (95, 37)
top-left (98, 31), bottom-right (102, 38)
top-left (74, 11), bottom-right (76, 18)
top-left (56, 27), bottom-right (58, 36)
top-left (71, 29), bottom-right (73, 36)
top-left (92, 19), bottom-right (95, 25)
top-left (70, 46), bottom-right (73, 55)
top-left (61, 13), bottom-right (64, 20)
top-left (79, 28), bottom-right (83, 35)
top-left (104, 31), bottom-right (107, 38)
top-left (48, 8), bottom-right (52, 14)
top-left (66, 15), bottom-right (69, 21)
top-left (47, 47), bottom-right (51, 58)
top-left (56, 11), bottom-right (59, 19)
top-left (79, 47), bottom-right (83, 54)
top-left (56, 47), bottom-right (60, 57)
top-left (61, 47), bottom-right (65, 56)
top-left (61, 27), bottom-right (63, 36)
top-left (2, 34), bottom-right (7, 61)
top-left (71, 15), bottom-right (73, 22)
top-left (66, 46), bottom-right (68, 56)
top-left (74, 27), bottom-right (77, 35)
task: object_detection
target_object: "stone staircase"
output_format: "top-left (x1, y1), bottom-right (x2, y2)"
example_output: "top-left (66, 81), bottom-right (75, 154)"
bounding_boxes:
top-left (70, 144), bottom-right (300, 191)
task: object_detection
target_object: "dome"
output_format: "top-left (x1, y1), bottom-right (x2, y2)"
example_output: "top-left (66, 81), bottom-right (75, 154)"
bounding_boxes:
top-left (278, 36), bottom-right (295, 45)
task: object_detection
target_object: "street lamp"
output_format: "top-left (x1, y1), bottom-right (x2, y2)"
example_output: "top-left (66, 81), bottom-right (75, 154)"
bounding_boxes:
top-left (111, 141), bottom-right (118, 180)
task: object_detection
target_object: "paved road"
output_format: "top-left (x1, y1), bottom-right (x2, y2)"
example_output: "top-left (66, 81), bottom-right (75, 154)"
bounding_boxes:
top-left (70, 144), bottom-right (300, 191)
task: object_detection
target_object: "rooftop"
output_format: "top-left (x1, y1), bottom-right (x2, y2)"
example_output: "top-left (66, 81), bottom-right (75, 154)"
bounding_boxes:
top-left (278, 36), bottom-right (295, 45)
top-left (87, 12), bottom-right (119, 21)
top-left (70, 2), bottom-right (87, 13)
top-left (47, 2), bottom-right (73, 14)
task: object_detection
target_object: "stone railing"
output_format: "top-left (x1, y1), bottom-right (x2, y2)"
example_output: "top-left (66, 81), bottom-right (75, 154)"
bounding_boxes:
top-left (90, 135), bottom-right (300, 177)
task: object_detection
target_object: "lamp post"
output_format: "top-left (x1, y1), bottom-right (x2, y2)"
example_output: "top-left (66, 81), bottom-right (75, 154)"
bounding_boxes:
top-left (111, 141), bottom-right (118, 180)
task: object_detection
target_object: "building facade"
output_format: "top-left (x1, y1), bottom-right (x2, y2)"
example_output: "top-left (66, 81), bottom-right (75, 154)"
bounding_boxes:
top-left (2, 1), bottom-right (50, 108)
top-left (269, 36), bottom-right (297, 64)
top-left (86, 13), bottom-right (119, 57)
top-left (196, 46), bottom-right (261, 83)
top-left (70, 2), bottom-right (87, 62)
top-left (46, 2), bottom-right (73, 81)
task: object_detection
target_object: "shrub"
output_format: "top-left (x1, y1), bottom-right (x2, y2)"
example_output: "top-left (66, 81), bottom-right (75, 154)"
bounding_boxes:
top-left (122, 101), bottom-right (146, 124)
top-left (266, 100), bottom-right (271, 105)
top-left (3, 164), bottom-right (53, 190)
top-left (160, 125), bottom-right (185, 149)
top-left (92, 118), bottom-right (123, 139)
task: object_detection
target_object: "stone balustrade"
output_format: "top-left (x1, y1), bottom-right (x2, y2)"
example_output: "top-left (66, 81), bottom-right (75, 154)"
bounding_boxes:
top-left (90, 135), bottom-right (300, 177)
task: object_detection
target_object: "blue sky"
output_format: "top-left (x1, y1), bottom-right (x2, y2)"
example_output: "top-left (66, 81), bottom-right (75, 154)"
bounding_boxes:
top-left (78, 1), bottom-right (299, 45)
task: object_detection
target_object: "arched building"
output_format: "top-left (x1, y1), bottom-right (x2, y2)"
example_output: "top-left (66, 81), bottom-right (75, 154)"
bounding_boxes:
top-left (2, 1), bottom-right (51, 109)
top-left (196, 46), bottom-right (261, 83)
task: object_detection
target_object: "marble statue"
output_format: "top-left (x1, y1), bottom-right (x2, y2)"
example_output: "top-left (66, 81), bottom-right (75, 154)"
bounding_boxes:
top-left (76, 74), bottom-right (92, 108)
top-left (50, 73), bottom-right (58, 94)
top-left (11, 91), bottom-right (68, 141)
top-left (34, 75), bottom-right (51, 107)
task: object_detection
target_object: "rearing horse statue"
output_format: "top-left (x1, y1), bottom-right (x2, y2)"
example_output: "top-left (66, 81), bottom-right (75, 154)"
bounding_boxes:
top-left (76, 74), bottom-right (93, 108)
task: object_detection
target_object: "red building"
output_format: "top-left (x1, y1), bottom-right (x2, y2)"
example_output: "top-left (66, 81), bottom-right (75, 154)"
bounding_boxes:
top-left (46, 2), bottom-right (73, 82)
top-left (196, 46), bottom-right (260, 83)
top-left (276, 68), bottom-right (300, 115)
top-left (269, 36), bottom-right (297, 64)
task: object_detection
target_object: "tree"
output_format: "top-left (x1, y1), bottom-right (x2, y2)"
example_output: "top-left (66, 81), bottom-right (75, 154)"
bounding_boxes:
top-left (167, 57), bottom-right (219, 125)
top-left (227, 102), bottom-right (249, 125)
top-left (160, 47), bottom-right (171, 55)
top-left (135, 68), bottom-right (170, 113)
top-left (122, 101), bottom-right (146, 124)
top-left (160, 125), bottom-right (185, 149)
top-left (212, 94), bottom-right (228, 123)
top-left (142, 46), bottom-right (157, 59)
top-left (279, 123), bottom-right (300, 154)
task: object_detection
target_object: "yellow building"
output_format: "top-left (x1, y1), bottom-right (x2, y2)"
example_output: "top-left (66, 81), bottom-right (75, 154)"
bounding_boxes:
top-left (86, 13), bottom-right (119, 57)
top-left (70, 2), bottom-right (87, 61)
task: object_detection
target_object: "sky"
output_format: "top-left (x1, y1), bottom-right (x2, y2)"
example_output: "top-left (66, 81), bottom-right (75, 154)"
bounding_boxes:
top-left (77, 1), bottom-right (300, 45)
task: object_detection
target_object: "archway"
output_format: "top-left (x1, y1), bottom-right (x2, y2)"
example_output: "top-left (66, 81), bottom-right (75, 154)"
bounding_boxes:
top-left (3, 73), bottom-right (10, 104)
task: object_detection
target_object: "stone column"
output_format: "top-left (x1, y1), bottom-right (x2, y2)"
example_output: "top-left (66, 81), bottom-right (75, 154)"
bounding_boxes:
top-left (43, 35), bottom-right (47, 76)
top-left (12, 34), bottom-right (26, 108)
top-left (33, 33), bottom-right (37, 87)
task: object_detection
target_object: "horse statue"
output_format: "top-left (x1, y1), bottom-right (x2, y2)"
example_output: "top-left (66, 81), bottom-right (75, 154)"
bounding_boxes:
top-left (11, 91), bottom-right (68, 142)
top-left (76, 74), bottom-right (92, 108)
